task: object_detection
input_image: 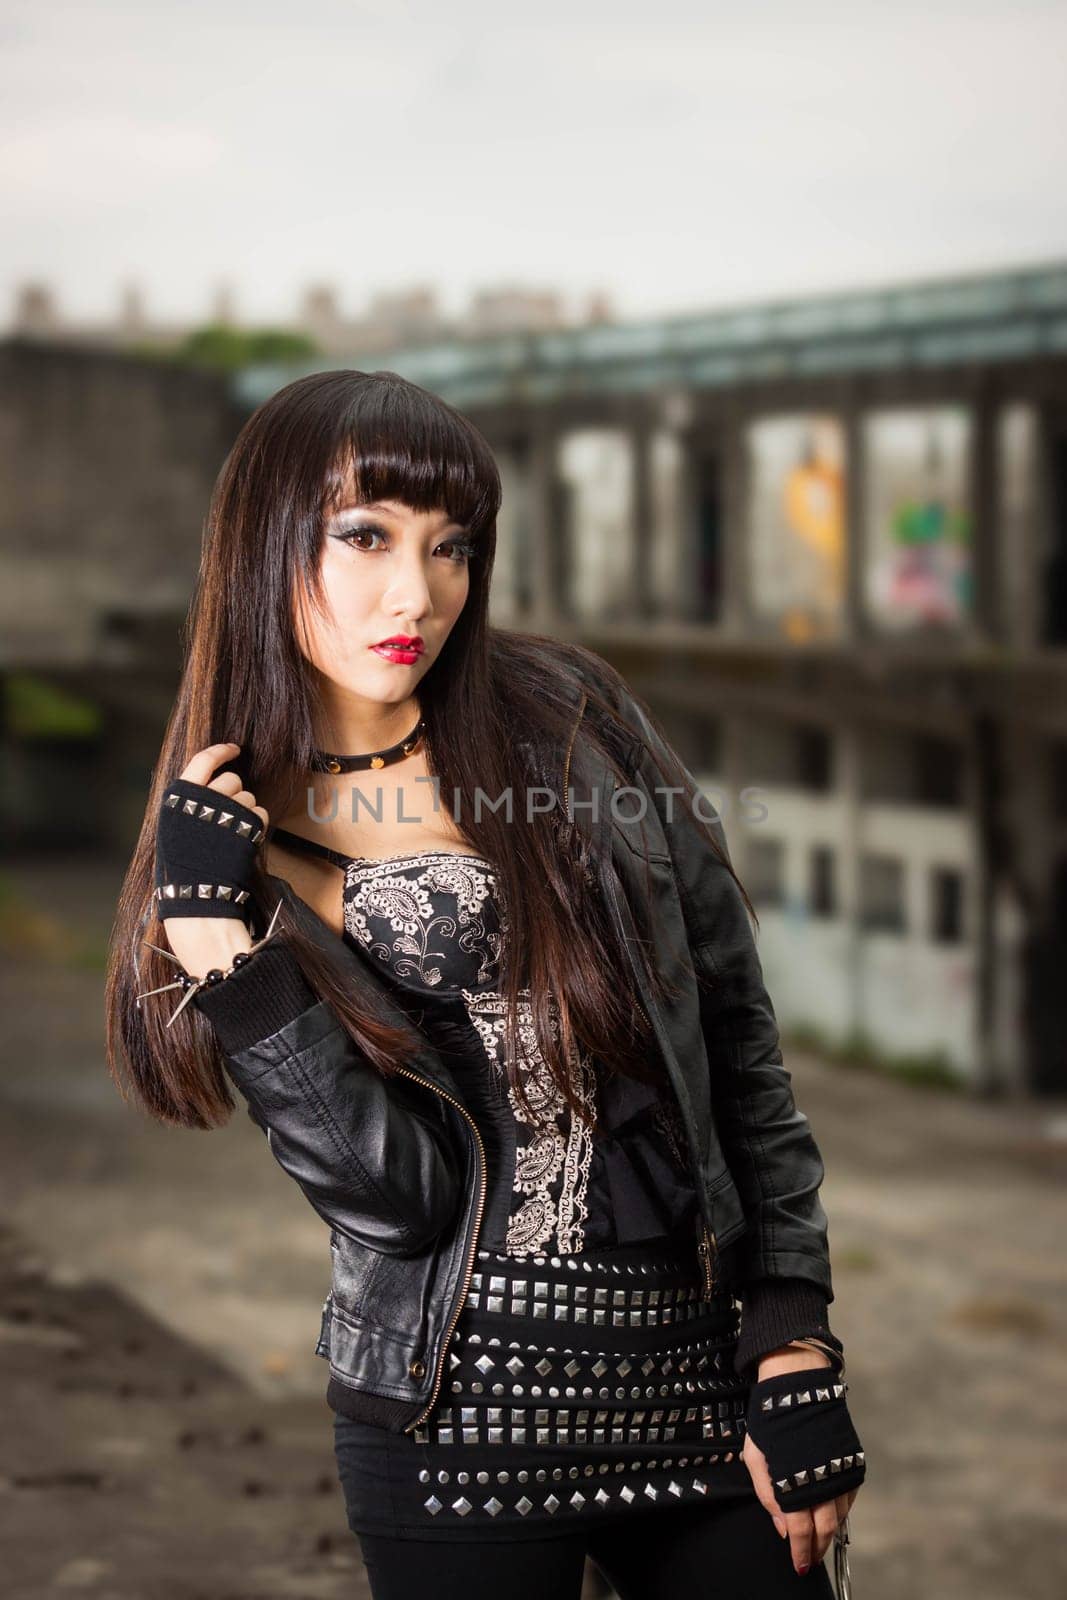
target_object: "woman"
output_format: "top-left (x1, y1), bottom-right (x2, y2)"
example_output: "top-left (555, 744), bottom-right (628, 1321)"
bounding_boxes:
top-left (106, 370), bottom-right (866, 1600)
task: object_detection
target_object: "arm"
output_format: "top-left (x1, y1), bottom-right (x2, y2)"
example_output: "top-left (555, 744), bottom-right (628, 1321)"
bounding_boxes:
top-left (193, 942), bottom-right (463, 1255)
top-left (611, 690), bottom-right (842, 1372)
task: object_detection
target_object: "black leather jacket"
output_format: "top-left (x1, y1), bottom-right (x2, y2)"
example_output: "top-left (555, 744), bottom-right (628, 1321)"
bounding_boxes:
top-left (202, 657), bottom-right (835, 1432)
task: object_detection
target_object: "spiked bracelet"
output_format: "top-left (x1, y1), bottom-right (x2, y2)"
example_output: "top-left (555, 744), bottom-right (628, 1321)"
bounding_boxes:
top-left (135, 898), bottom-right (284, 1029)
top-left (744, 1363), bottom-right (867, 1513)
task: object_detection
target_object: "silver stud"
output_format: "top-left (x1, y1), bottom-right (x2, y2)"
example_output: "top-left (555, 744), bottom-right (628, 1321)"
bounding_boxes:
top-left (516, 1496), bottom-right (533, 1515)
top-left (178, 884), bottom-right (193, 898)
top-left (484, 1497), bottom-right (503, 1515)
top-left (217, 812), bottom-right (234, 828)
top-left (451, 1497), bottom-right (472, 1515)
top-left (197, 883), bottom-right (213, 899)
top-left (423, 1497), bottom-right (442, 1514)
top-left (197, 805), bottom-right (215, 821)
top-left (182, 799), bottom-right (198, 815)
top-left (235, 890), bottom-right (249, 903)
top-left (236, 820), bottom-right (253, 838)
top-left (217, 885), bottom-right (234, 900)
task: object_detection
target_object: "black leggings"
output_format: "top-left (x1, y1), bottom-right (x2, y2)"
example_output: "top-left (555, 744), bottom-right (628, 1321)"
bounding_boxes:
top-left (357, 1495), bottom-right (837, 1600)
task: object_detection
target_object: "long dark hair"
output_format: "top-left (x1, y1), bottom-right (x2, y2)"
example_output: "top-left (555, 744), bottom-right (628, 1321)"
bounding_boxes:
top-left (105, 369), bottom-right (752, 1133)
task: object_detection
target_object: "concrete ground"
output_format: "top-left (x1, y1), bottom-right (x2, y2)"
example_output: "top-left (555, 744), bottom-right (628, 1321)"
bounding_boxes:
top-left (2, 852), bottom-right (1066, 1598)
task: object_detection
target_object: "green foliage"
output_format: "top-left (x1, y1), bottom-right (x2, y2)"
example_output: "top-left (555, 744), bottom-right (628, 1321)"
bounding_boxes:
top-left (5, 674), bottom-right (102, 738)
top-left (174, 324), bottom-right (320, 372)
top-left (782, 1021), bottom-right (963, 1091)
top-left (835, 1245), bottom-right (879, 1272)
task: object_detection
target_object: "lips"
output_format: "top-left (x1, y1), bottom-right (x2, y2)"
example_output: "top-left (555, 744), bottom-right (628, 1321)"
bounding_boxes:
top-left (370, 637), bottom-right (425, 665)
top-left (374, 636), bottom-right (423, 652)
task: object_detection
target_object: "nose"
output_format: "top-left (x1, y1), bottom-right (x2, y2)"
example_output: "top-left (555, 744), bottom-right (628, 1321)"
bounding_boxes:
top-left (383, 552), bottom-right (434, 627)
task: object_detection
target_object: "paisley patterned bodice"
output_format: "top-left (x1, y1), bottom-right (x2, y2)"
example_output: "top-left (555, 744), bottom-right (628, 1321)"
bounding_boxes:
top-left (267, 825), bottom-right (699, 1260)
top-left (341, 850), bottom-right (598, 1258)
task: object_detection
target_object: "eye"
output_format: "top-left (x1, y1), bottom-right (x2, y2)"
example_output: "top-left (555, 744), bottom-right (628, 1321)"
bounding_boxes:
top-left (332, 525), bottom-right (475, 564)
top-left (437, 538), bottom-right (476, 564)
top-left (335, 524), bottom-right (387, 552)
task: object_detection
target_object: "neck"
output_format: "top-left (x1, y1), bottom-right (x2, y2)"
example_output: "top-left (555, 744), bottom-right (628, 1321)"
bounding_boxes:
top-left (313, 690), bottom-right (422, 757)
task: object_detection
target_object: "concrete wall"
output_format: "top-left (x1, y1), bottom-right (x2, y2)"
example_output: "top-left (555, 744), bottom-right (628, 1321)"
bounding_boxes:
top-left (0, 339), bottom-right (242, 668)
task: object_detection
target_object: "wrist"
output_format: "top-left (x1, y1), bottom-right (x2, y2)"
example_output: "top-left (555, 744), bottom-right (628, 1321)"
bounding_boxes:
top-left (162, 918), bottom-right (252, 979)
top-left (756, 1341), bottom-right (835, 1379)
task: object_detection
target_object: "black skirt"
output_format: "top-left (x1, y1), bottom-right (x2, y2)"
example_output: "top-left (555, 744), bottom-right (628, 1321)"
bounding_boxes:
top-left (332, 1237), bottom-right (755, 1542)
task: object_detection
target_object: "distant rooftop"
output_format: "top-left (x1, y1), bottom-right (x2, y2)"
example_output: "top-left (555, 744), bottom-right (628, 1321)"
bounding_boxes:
top-left (233, 257), bottom-right (1067, 411)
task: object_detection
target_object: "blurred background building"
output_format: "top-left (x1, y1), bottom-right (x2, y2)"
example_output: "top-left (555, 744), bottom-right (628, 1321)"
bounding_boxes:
top-left (2, 256), bottom-right (1065, 1100)
top-left (7, 277), bottom-right (615, 355)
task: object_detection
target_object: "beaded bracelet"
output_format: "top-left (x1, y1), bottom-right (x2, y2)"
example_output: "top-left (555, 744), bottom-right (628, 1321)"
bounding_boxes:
top-left (135, 897), bottom-right (283, 1029)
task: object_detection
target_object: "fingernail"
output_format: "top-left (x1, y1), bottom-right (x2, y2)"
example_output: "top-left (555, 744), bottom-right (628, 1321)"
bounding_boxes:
top-left (798, 1564), bottom-right (810, 1576)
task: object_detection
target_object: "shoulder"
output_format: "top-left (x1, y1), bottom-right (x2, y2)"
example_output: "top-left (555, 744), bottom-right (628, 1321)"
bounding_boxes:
top-left (486, 631), bottom-right (652, 768)
top-left (521, 635), bottom-right (643, 724)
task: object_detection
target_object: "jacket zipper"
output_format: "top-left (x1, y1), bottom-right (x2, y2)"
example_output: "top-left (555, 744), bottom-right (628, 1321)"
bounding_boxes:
top-left (386, 1063), bottom-right (488, 1433)
top-left (696, 1221), bottom-right (717, 1297)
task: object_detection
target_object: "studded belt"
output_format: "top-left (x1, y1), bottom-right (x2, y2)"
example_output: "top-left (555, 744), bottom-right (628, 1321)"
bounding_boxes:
top-left (463, 1245), bottom-right (737, 1330)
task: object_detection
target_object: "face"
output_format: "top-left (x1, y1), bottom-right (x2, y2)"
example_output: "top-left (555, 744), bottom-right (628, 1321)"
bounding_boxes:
top-left (294, 495), bottom-right (475, 709)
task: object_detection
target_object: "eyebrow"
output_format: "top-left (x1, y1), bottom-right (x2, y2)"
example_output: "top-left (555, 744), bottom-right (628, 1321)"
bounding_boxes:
top-left (332, 501), bottom-right (471, 534)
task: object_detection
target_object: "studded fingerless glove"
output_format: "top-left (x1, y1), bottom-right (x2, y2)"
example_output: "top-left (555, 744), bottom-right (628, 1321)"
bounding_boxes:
top-left (744, 1363), bottom-right (867, 1513)
top-left (153, 776), bottom-right (265, 923)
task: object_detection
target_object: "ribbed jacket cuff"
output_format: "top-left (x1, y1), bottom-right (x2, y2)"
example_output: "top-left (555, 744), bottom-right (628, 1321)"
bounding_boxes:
top-left (734, 1277), bottom-right (843, 1381)
top-left (192, 942), bottom-right (318, 1055)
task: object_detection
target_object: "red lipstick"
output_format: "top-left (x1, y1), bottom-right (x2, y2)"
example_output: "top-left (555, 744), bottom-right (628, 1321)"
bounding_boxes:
top-left (371, 634), bottom-right (424, 664)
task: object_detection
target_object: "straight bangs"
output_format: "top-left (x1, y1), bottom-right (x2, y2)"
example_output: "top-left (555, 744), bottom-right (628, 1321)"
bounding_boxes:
top-left (320, 372), bottom-right (501, 547)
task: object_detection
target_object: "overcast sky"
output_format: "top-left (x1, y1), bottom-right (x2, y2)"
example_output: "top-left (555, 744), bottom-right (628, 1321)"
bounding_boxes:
top-left (3, 0), bottom-right (1066, 329)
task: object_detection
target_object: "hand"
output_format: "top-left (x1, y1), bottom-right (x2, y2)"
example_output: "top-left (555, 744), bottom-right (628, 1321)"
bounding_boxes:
top-left (743, 1346), bottom-right (864, 1577)
top-left (155, 743), bottom-right (270, 978)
